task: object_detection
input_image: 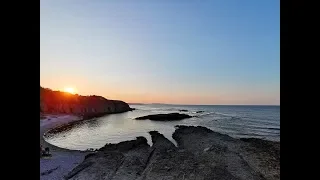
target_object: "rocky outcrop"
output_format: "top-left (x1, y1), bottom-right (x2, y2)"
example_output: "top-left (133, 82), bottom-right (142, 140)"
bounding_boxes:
top-left (65, 137), bottom-right (151, 180)
top-left (66, 126), bottom-right (280, 180)
top-left (135, 113), bottom-right (192, 121)
top-left (178, 109), bottom-right (188, 112)
top-left (40, 86), bottom-right (132, 116)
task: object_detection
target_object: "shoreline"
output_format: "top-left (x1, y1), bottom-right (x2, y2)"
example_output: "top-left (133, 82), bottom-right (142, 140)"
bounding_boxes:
top-left (40, 109), bottom-right (134, 180)
top-left (41, 109), bottom-right (135, 151)
top-left (40, 114), bottom-right (91, 180)
top-left (40, 110), bottom-right (279, 180)
top-left (40, 114), bottom-right (85, 152)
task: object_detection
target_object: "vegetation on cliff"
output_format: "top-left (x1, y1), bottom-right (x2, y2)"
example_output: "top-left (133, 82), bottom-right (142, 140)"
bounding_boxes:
top-left (40, 86), bottom-right (131, 115)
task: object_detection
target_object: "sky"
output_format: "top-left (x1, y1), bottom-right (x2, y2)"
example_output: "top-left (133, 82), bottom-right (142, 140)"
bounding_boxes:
top-left (40, 0), bottom-right (279, 105)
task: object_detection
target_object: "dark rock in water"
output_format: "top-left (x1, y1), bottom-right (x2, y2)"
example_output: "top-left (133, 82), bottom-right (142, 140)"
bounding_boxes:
top-left (135, 113), bottom-right (192, 121)
top-left (196, 110), bottom-right (204, 113)
top-left (67, 126), bottom-right (280, 180)
top-left (179, 109), bottom-right (188, 112)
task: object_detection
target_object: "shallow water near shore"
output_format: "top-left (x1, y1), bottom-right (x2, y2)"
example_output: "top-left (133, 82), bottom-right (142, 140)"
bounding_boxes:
top-left (45, 104), bottom-right (280, 151)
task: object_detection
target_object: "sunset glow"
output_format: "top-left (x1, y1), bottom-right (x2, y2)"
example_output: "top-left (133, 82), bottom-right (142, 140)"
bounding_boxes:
top-left (41, 1), bottom-right (279, 105)
top-left (64, 87), bottom-right (76, 94)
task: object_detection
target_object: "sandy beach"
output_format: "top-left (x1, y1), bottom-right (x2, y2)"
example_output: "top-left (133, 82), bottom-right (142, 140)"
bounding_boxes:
top-left (40, 114), bottom-right (89, 180)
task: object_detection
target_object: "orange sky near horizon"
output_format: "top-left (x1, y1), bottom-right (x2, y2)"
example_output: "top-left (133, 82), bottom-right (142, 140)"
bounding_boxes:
top-left (40, 78), bottom-right (279, 105)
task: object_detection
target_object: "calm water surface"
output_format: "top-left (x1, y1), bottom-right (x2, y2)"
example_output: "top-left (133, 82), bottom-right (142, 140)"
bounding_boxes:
top-left (45, 105), bottom-right (280, 150)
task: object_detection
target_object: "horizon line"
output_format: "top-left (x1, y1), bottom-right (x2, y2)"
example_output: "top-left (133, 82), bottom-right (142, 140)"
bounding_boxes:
top-left (129, 103), bottom-right (280, 106)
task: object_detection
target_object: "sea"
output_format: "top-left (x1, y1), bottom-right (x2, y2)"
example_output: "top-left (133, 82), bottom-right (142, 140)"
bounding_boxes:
top-left (45, 104), bottom-right (280, 151)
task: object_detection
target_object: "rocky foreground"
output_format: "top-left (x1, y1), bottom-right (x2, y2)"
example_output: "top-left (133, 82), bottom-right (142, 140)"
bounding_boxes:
top-left (65, 126), bottom-right (280, 180)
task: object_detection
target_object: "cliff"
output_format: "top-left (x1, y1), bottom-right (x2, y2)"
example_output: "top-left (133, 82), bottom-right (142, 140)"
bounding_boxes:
top-left (40, 86), bottom-right (132, 115)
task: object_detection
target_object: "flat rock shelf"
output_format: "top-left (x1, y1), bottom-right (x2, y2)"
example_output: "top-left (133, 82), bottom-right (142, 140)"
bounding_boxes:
top-left (66, 125), bottom-right (280, 180)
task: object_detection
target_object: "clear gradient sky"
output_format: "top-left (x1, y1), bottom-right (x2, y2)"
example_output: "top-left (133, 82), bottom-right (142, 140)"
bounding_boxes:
top-left (40, 0), bottom-right (279, 105)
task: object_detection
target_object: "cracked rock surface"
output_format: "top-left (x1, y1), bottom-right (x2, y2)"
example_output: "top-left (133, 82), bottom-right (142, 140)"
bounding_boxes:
top-left (66, 125), bottom-right (280, 180)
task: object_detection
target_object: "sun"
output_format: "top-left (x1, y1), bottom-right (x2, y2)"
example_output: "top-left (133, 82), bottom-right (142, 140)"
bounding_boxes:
top-left (63, 87), bottom-right (76, 94)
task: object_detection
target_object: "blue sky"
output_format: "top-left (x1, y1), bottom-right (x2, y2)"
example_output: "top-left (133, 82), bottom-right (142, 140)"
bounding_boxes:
top-left (40, 0), bottom-right (279, 105)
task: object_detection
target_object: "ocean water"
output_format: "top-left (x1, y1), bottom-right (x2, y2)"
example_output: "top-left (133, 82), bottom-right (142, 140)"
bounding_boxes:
top-left (45, 104), bottom-right (280, 151)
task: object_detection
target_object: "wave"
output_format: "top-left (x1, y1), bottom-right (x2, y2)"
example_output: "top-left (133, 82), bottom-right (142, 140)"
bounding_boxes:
top-left (200, 111), bottom-right (279, 123)
top-left (266, 127), bottom-right (280, 131)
